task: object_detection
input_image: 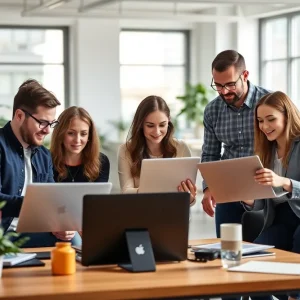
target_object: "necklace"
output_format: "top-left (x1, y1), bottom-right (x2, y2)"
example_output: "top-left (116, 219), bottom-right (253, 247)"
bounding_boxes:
top-left (67, 166), bottom-right (81, 182)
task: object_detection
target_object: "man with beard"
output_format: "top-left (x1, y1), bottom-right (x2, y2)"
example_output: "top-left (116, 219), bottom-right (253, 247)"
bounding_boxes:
top-left (0, 79), bottom-right (79, 247)
top-left (201, 50), bottom-right (270, 238)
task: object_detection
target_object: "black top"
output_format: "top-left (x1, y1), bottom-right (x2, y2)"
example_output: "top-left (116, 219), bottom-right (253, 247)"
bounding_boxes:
top-left (53, 153), bottom-right (110, 183)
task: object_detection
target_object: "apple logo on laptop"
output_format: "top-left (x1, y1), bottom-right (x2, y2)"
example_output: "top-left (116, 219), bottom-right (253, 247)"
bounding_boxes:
top-left (57, 205), bottom-right (66, 214)
top-left (135, 244), bottom-right (145, 255)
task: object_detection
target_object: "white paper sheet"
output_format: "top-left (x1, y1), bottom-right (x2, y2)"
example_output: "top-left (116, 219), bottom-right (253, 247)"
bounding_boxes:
top-left (228, 261), bottom-right (300, 275)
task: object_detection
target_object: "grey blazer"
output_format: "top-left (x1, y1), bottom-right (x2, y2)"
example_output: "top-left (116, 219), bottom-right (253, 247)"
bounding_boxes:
top-left (252, 137), bottom-right (300, 233)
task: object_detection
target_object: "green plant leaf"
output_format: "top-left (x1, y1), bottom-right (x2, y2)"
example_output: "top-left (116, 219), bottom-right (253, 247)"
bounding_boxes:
top-left (176, 82), bottom-right (211, 125)
top-left (0, 201), bottom-right (6, 210)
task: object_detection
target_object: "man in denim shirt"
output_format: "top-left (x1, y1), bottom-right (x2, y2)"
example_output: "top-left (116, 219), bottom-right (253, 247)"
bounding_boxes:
top-left (0, 79), bottom-right (79, 247)
top-left (201, 50), bottom-right (270, 237)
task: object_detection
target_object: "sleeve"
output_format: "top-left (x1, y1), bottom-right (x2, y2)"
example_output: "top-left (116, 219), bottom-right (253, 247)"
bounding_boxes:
top-left (98, 153), bottom-right (110, 182)
top-left (0, 148), bottom-right (23, 218)
top-left (201, 106), bottom-right (222, 190)
top-left (178, 140), bottom-right (192, 157)
top-left (47, 153), bottom-right (55, 183)
top-left (289, 179), bottom-right (300, 199)
top-left (118, 144), bottom-right (138, 194)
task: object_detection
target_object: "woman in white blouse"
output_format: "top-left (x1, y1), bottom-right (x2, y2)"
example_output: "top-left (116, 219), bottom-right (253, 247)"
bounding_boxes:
top-left (118, 95), bottom-right (197, 205)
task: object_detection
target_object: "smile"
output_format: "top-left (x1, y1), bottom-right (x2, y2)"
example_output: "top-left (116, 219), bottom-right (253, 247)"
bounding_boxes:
top-left (265, 130), bottom-right (275, 135)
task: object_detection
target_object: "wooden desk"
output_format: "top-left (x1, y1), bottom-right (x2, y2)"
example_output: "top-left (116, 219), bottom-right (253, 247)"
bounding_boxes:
top-left (1, 239), bottom-right (300, 300)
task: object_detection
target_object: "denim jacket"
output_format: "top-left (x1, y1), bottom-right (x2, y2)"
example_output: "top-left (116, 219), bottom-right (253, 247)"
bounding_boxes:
top-left (0, 122), bottom-right (54, 232)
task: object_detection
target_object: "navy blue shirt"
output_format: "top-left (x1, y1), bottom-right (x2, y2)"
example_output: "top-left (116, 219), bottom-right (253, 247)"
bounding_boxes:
top-left (0, 122), bottom-right (54, 231)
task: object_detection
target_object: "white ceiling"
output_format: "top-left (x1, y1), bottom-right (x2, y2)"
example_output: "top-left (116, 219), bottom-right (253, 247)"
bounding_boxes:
top-left (0, 0), bottom-right (299, 21)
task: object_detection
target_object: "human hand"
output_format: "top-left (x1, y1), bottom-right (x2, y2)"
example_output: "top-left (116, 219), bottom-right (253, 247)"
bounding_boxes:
top-left (242, 199), bottom-right (255, 206)
top-left (255, 168), bottom-right (291, 191)
top-left (178, 179), bottom-right (197, 205)
top-left (201, 188), bottom-right (216, 217)
top-left (52, 231), bottom-right (76, 241)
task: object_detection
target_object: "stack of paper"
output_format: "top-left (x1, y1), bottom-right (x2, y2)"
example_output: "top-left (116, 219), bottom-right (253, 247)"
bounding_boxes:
top-left (192, 242), bottom-right (274, 255)
top-left (3, 253), bottom-right (37, 266)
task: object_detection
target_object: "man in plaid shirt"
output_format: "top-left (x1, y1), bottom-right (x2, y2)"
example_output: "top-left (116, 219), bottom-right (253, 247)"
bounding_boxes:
top-left (201, 50), bottom-right (270, 237)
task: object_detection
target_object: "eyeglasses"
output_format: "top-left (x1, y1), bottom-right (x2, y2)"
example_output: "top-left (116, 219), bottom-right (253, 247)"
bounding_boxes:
top-left (211, 73), bottom-right (244, 92)
top-left (21, 109), bottom-right (59, 129)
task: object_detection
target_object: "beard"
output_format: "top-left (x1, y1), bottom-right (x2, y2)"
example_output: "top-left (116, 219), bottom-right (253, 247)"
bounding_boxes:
top-left (20, 122), bottom-right (44, 146)
top-left (220, 81), bottom-right (245, 106)
top-left (220, 92), bottom-right (242, 106)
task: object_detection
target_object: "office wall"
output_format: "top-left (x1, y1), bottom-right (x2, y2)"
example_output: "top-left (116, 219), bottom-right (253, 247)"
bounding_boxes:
top-left (0, 10), bottom-right (259, 139)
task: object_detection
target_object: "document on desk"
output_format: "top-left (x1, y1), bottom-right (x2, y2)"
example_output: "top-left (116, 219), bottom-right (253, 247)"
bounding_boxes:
top-left (228, 261), bottom-right (300, 275)
top-left (192, 242), bottom-right (274, 255)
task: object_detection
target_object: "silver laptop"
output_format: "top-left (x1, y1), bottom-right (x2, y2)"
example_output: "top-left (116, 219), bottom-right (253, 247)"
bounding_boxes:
top-left (16, 182), bottom-right (112, 232)
top-left (139, 157), bottom-right (200, 193)
top-left (198, 155), bottom-right (288, 203)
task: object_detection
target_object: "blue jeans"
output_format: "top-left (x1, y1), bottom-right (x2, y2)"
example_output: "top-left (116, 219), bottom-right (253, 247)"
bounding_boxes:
top-left (11, 232), bottom-right (82, 248)
top-left (215, 202), bottom-right (245, 238)
top-left (250, 202), bottom-right (300, 300)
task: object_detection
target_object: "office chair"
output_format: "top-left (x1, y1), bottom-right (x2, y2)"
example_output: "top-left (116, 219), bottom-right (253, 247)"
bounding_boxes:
top-left (241, 210), bottom-right (264, 242)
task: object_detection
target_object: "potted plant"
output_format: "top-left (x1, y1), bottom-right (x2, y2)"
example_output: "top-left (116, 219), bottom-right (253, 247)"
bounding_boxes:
top-left (0, 201), bottom-right (29, 277)
top-left (108, 119), bottom-right (130, 142)
top-left (176, 82), bottom-right (211, 139)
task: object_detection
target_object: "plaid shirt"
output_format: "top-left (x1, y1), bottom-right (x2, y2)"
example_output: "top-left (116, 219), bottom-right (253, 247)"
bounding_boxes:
top-left (201, 81), bottom-right (270, 190)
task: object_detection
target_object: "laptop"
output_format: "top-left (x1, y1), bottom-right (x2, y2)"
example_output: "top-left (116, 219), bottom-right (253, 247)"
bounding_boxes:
top-left (17, 182), bottom-right (112, 232)
top-left (78, 193), bottom-right (190, 268)
top-left (139, 157), bottom-right (200, 193)
top-left (198, 155), bottom-right (288, 203)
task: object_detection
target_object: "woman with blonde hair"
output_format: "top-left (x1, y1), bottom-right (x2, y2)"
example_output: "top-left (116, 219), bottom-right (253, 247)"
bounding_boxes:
top-left (51, 106), bottom-right (110, 183)
top-left (242, 91), bottom-right (300, 300)
top-left (118, 95), bottom-right (197, 205)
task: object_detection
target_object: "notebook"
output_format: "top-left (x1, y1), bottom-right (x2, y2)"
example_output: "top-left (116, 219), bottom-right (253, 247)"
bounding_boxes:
top-left (3, 253), bottom-right (37, 266)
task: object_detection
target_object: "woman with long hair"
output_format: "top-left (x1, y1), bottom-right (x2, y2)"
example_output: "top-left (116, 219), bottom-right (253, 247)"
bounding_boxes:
top-left (118, 95), bottom-right (197, 205)
top-left (243, 91), bottom-right (300, 300)
top-left (50, 106), bottom-right (110, 241)
top-left (51, 106), bottom-right (110, 183)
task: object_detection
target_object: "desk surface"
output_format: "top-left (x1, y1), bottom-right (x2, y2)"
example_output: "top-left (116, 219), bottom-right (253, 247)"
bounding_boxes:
top-left (1, 239), bottom-right (300, 300)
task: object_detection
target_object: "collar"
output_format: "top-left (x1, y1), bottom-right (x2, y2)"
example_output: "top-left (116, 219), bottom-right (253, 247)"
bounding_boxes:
top-left (3, 121), bottom-right (39, 155)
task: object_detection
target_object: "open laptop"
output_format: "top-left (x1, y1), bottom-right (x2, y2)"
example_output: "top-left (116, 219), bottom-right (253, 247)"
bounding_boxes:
top-left (198, 155), bottom-right (288, 203)
top-left (139, 157), bottom-right (200, 193)
top-left (16, 182), bottom-right (112, 232)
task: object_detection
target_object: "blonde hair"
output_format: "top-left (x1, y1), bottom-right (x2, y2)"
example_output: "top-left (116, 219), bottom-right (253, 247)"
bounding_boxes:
top-left (254, 91), bottom-right (300, 168)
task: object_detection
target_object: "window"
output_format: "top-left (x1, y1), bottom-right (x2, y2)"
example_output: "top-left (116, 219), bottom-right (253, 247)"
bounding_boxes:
top-left (0, 26), bottom-right (68, 122)
top-left (260, 13), bottom-right (300, 106)
top-left (120, 30), bottom-right (189, 124)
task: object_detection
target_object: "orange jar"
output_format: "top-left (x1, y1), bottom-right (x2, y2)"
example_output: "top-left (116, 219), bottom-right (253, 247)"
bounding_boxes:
top-left (51, 242), bottom-right (76, 275)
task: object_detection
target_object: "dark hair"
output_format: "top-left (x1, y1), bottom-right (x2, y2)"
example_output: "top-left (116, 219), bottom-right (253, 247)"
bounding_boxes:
top-left (126, 95), bottom-right (177, 177)
top-left (50, 106), bottom-right (101, 182)
top-left (254, 91), bottom-right (300, 169)
top-left (13, 79), bottom-right (61, 117)
top-left (212, 50), bottom-right (246, 73)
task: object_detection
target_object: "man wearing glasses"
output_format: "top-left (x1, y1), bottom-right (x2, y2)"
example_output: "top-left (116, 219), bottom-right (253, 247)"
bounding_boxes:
top-left (0, 79), bottom-right (79, 247)
top-left (201, 50), bottom-right (270, 238)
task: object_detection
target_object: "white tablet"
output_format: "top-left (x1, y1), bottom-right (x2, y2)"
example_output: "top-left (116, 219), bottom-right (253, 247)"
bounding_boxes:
top-left (16, 182), bottom-right (112, 232)
top-left (198, 155), bottom-right (287, 203)
top-left (139, 157), bottom-right (200, 193)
